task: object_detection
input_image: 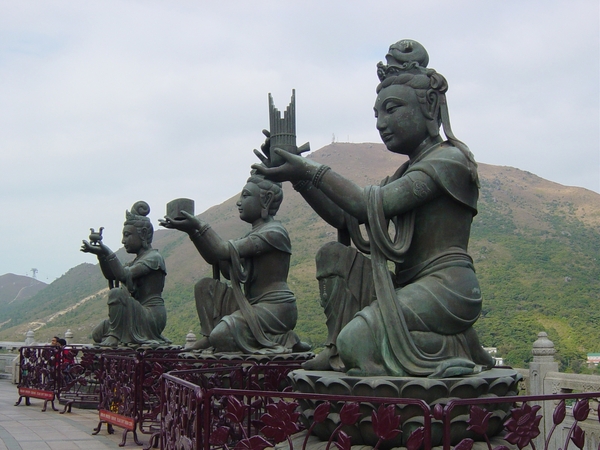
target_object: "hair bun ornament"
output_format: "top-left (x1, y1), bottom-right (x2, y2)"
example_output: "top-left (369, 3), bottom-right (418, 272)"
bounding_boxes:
top-left (377, 39), bottom-right (430, 82)
top-left (130, 201), bottom-right (150, 217)
top-left (386, 40), bottom-right (429, 68)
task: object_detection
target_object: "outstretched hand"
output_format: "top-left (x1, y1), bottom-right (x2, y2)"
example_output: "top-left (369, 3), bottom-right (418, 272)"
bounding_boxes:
top-left (250, 127), bottom-right (320, 183)
top-left (253, 129), bottom-right (310, 168)
top-left (81, 240), bottom-right (110, 256)
top-left (252, 147), bottom-right (320, 184)
top-left (159, 210), bottom-right (203, 234)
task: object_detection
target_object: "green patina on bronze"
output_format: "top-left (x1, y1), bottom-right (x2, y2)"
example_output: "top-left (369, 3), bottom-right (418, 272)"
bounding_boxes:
top-left (254, 40), bottom-right (494, 378)
top-left (81, 201), bottom-right (170, 347)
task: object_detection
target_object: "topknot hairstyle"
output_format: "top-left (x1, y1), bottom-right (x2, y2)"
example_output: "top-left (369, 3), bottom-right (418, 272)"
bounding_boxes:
top-left (124, 201), bottom-right (154, 244)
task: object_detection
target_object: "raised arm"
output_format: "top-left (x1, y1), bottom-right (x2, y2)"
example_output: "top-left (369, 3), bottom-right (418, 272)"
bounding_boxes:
top-left (103, 252), bottom-right (154, 284)
top-left (318, 167), bottom-right (441, 221)
top-left (159, 211), bottom-right (229, 264)
top-left (252, 150), bottom-right (369, 222)
top-left (292, 181), bottom-right (348, 229)
top-left (254, 149), bottom-right (441, 224)
top-left (81, 240), bottom-right (118, 282)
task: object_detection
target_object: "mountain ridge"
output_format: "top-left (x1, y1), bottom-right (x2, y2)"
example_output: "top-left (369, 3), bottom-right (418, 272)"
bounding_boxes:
top-left (0, 273), bottom-right (47, 306)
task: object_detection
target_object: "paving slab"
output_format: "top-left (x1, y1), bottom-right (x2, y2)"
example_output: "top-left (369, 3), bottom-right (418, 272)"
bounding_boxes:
top-left (0, 379), bottom-right (147, 449)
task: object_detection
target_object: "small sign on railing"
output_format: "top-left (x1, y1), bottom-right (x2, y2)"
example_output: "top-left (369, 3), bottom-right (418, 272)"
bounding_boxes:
top-left (99, 409), bottom-right (135, 431)
top-left (18, 387), bottom-right (54, 400)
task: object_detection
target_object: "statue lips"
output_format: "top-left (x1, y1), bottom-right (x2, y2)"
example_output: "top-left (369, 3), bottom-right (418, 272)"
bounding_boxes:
top-left (380, 132), bottom-right (394, 144)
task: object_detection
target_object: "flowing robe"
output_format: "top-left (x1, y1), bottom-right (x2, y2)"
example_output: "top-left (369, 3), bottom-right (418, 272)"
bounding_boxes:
top-left (92, 249), bottom-right (170, 345)
top-left (196, 220), bottom-right (301, 354)
top-left (322, 142), bottom-right (493, 377)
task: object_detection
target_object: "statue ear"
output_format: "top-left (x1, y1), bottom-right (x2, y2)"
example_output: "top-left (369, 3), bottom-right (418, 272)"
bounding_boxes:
top-left (424, 89), bottom-right (441, 136)
top-left (261, 191), bottom-right (274, 217)
top-left (138, 227), bottom-right (149, 243)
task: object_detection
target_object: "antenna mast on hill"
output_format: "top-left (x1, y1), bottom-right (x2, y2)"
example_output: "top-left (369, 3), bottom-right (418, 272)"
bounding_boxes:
top-left (30, 268), bottom-right (38, 279)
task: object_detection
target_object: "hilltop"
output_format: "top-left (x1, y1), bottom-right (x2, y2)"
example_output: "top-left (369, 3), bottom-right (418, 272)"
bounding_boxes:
top-left (0, 143), bottom-right (598, 369)
top-left (0, 273), bottom-right (47, 307)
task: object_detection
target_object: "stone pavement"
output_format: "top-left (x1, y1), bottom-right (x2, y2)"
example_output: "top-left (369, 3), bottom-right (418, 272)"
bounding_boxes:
top-left (0, 379), bottom-right (144, 449)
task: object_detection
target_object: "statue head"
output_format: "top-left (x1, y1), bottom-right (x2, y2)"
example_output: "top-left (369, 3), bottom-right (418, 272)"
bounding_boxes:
top-left (375, 39), bottom-right (478, 185)
top-left (376, 40), bottom-right (448, 138)
top-left (122, 201), bottom-right (153, 252)
top-left (238, 171), bottom-right (283, 223)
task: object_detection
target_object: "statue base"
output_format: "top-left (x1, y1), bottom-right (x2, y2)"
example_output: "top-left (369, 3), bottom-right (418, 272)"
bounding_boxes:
top-left (288, 368), bottom-right (522, 448)
top-left (179, 350), bottom-right (314, 363)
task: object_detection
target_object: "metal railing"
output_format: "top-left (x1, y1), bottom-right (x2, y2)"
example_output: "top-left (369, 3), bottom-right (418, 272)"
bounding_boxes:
top-left (160, 367), bottom-right (600, 450)
top-left (13, 343), bottom-right (600, 450)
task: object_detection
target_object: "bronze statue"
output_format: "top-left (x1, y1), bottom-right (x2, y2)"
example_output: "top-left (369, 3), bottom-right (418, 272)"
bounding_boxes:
top-left (81, 201), bottom-right (170, 347)
top-left (254, 39), bottom-right (494, 377)
top-left (160, 172), bottom-right (308, 354)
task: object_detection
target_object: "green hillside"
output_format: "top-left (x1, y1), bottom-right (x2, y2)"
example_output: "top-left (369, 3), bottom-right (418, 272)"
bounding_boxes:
top-left (1, 143), bottom-right (598, 371)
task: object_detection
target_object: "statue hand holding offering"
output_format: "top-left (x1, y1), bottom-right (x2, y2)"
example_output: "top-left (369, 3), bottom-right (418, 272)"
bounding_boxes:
top-left (253, 90), bottom-right (310, 169)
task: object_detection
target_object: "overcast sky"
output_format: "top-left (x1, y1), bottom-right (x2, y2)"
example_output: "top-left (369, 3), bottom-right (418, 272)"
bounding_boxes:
top-left (1, 0), bottom-right (598, 282)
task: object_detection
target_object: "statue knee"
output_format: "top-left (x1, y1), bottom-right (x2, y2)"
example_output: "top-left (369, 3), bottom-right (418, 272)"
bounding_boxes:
top-left (194, 278), bottom-right (217, 301)
top-left (338, 317), bottom-right (387, 376)
top-left (316, 241), bottom-right (359, 282)
top-left (209, 321), bottom-right (238, 353)
top-left (195, 277), bottom-right (215, 292)
top-left (107, 287), bottom-right (128, 305)
top-left (337, 317), bottom-right (376, 363)
top-left (92, 320), bottom-right (109, 343)
top-left (316, 241), bottom-right (346, 263)
top-left (316, 242), bottom-right (348, 273)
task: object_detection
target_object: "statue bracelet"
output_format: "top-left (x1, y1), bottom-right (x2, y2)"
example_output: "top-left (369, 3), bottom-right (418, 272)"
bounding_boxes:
top-left (191, 223), bottom-right (211, 240)
top-left (293, 179), bottom-right (312, 193)
top-left (312, 165), bottom-right (331, 189)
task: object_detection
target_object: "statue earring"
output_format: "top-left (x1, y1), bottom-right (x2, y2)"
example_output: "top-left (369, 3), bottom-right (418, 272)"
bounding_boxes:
top-left (261, 208), bottom-right (269, 220)
top-left (426, 119), bottom-right (440, 138)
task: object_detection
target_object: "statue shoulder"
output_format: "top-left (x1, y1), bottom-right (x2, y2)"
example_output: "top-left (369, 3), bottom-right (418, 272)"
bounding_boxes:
top-left (251, 220), bottom-right (291, 254)
top-left (134, 248), bottom-right (167, 273)
top-left (407, 142), bottom-right (478, 211)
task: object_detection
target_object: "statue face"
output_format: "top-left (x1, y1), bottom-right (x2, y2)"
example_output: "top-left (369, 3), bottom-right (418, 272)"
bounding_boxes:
top-left (122, 224), bottom-right (143, 254)
top-left (237, 182), bottom-right (262, 223)
top-left (374, 84), bottom-right (429, 155)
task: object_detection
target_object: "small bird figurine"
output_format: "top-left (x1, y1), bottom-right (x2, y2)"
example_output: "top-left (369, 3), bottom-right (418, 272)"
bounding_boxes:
top-left (89, 227), bottom-right (104, 246)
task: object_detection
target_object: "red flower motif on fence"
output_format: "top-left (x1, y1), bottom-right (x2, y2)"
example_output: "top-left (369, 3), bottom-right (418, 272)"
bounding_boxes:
top-left (405, 427), bottom-right (425, 450)
top-left (209, 426), bottom-right (230, 446)
top-left (334, 430), bottom-right (352, 450)
top-left (225, 396), bottom-right (247, 424)
top-left (325, 402), bottom-right (361, 450)
top-left (467, 405), bottom-right (493, 436)
top-left (339, 402), bottom-right (361, 425)
top-left (433, 403), bottom-right (444, 421)
top-left (454, 438), bottom-right (474, 450)
top-left (260, 400), bottom-right (301, 444)
top-left (504, 403), bottom-right (542, 449)
top-left (314, 402), bottom-right (331, 422)
top-left (553, 400), bottom-right (566, 425)
top-left (570, 424), bottom-right (585, 449)
top-left (234, 435), bottom-right (272, 450)
top-left (302, 402), bottom-right (331, 450)
top-left (572, 399), bottom-right (590, 422)
top-left (372, 404), bottom-right (401, 441)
